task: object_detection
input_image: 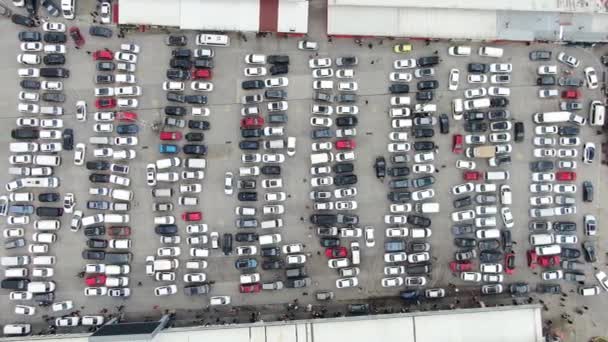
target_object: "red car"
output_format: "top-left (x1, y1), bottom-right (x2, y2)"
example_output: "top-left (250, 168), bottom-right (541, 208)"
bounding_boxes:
top-left (538, 255), bottom-right (560, 268)
top-left (449, 260), bottom-right (473, 272)
top-left (240, 116), bottom-right (264, 129)
top-left (182, 211), bottom-right (202, 221)
top-left (240, 283), bottom-right (262, 293)
top-left (325, 247), bottom-right (348, 258)
top-left (561, 89), bottom-right (580, 99)
top-left (95, 98), bottom-right (116, 109)
top-left (192, 69), bottom-right (211, 79)
top-left (463, 171), bottom-right (480, 181)
top-left (527, 250), bottom-right (538, 269)
top-left (504, 253), bottom-right (515, 275)
top-left (116, 112), bottom-right (137, 121)
top-left (108, 226), bottom-right (131, 237)
top-left (93, 50), bottom-right (113, 60)
top-left (69, 27), bottom-right (85, 47)
top-left (555, 171), bottom-right (576, 181)
top-left (159, 131), bottom-right (182, 141)
top-left (335, 139), bottom-right (356, 150)
top-left (85, 275), bottom-right (106, 286)
top-left (452, 134), bottom-right (464, 154)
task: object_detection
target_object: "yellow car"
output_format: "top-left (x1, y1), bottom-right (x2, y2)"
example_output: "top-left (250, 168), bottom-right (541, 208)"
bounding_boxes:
top-left (393, 43), bottom-right (413, 53)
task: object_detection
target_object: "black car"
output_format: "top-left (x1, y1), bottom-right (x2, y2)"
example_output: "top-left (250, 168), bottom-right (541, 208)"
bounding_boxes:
top-left (502, 230), bottom-right (512, 249)
top-left (451, 224), bottom-right (474, 235)
top-left (12, 127), bottom-right (39, 140)
top-left (43, 53), bottom-right (65, 65)
top-left (530, 160), bottom-right (554, 172)
top-left (188, 120), bottom-right (210, 130)
top-left (5, 238), bottom-right (26, 250)
top-left (87, 201), bottom-right (109, 210)
top-left (185, 95), bottom-right (207, 104)
top-left (40, 67), bottom-right (69, 78)
top-left (454, 238), bottom-right (477, 248)
top-left (478, 239), bottom-right (500, 251)
top-left (87, 238), bottom-right (108, 249)
top-left (583, 181), bottom-right (593, 202)
top-left (310, 214), bottom-right (337, 226)
top-left (95, 74), bottom-right (114, 84)
top-left (89, 173), bottom-right (110, 183)
top-left (417, 80), bottom-right (438, 90)
top-left (268, 114), bottom-right (287, 124)
top-left (261, 247), bottom-right (280, 257)
top-left (561, 248), bottom-right (581, 259)
top-left (19, 31), bottom-right (41, 42)
top-left (514, 121), bottom-right (524, 142)
top-left (166, 35), bottom-right (187, 46)
top-left (42, 0), bottom-right (60, 17)
top-left (268, 55), bottom-right (289, 64)
top-left (21, 79), bottom-right (41, 90)
top-left (269, 64), bottom-right (288, 75)
top-left (265, 89), bottom-right (287, 100)
top-left (261, 166), bottom-right (281, 175)
top-left (116, 124), bottom-right (138, 134)
top-left (166, 92), bottom-right (185, 103)
top-left (238, 192), bottom-right (257, 202)
top-left (165, 106), bottom-right (187, 116)
top-left (408, 242), bottom-right (430, 253)
top-left (155, 224), bottom-right (178, 235)
top-left (509, 283), bottom-right (529, 296)
top-left (82, 250), bottom-right (105, 260)
top-left (86, 161), bottom-right (110, 171)
top-left (558, 126), bottom-right (579, 136)
top-left (239, 140), bottom-right (260, 150)
top-left (313, 92), bottom-right (333, 103)
top-left (183, 144), bottom-right (206, 155)
top-left (62, 128), bottom-right (73, 150)
top-left (286, 277), bottom-right (311, 289)
top-left (336, 115), bottom-right (358, 127)
top-left (169, 58), bottom-right (191, 69)
top-left (536, 76), bottom-right (556, 86)
top-left (490, 97), bottom-right (509, 107)
top-left (185, 132), bottom-right (204, 141)
top-left (479, 251), bottom-right (502, 263)
top-left (468, 63), bottom-right (488, 73)
top-left (320, 237), bottom-right (340, 247)
top-left (389, 178), bottom-right (409, 189)
top-left (13, 15), bottom-right (35, 27)
top-left (488, 109), bottom-right (510, 121)
top-left (475, 194), bottom-right (497, 204)
top-left (38, 193), bottom-right (59, 202)
top-left (334, 163), bottom-right (354, 174)
top-left (413, 128), bottom-right (434, 138)
top-left (529, 50), bottom-right (552, 61)
top-left (242, 80), bottom-right (265, 90)
top-left (184, 285), bottom-right (210, 296)
top-left (439, 113), bottom-right (449, 134)
top-left (43, 32), bottom-right (67, 43)
top-left (464, 121), bottom-right (487, 132)
top-left (241, 128), bottom-right (262, 138)
top-left (311, 128), bottom-right (333, 139)
top-left (416, 91), bottom-right (433, 101)
top-left (407, 215), bottom-right (431, 228)
top-left (89, 26), bottom-right (113, 38)
top-left (413, 141), bottom-right (434, 151)
top-left (1, 278), bottom-right (29, 290)
top-left (464, 112), bottom-right (485, 121)
top-left (193, 58), bottom-right (214, 69)
top-left (42, 92), bottom-right (65, 103)
top-left (389, 166), bottom-right (409, 177)
top-left (583, 241), bottom-right (597, 262)
top-left (389, 84), bottom-right (409, 94)
top-left (167, 69), bottom-right (190, 81)
top-left (334, 174), bottom-right (358, 186)
top-left (337, 214), bottom-right (359, 225)
top-left (453, 196), bottom-right (472, 209)
top-left (558, 77), bottom-right (584, 87)
top-left (262, 259), bottom-right (284, 270)
top-left (335, 94), bottom-right (357, 103)
top-left (388, 191), bottom-right (411, 203)
top-left (374, 156), bottom-right (386, 179)
top-left (97, 61), bottom-right (115, 71)
top-left (537, 284), bottom-right (561, 294)
top-left (172, 48), bottom-right (192, 58)
top-left (417, 56), bottom-right (439, 67)
top-left (235, 233), bottom-right (258, 242)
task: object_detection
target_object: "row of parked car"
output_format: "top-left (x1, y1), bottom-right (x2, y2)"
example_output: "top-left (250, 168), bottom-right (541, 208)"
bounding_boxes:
top-left (78, 42), bottom-right (143, 304)
top-left (526, 51), bottom-right (603, 296)
top-left (307, 51), bottom-right (362, 292)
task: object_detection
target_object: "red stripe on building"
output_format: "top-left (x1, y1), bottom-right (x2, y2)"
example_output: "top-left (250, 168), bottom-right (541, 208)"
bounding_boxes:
top-left (259, 0), bottom-right (279, 32)
top-left (113, 2), bottom-right (119, 24)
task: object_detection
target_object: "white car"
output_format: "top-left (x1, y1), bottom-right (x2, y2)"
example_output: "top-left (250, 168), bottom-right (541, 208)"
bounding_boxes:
top-left (559, 160), bottom-right (577, 169)
top-left (84, 287), bottom-right (108, 296)
top-left (312, 142), bottom-right (332, 151)
top-left (334, 187), bottom-right (357, 198)
top-left (17, 103), bottom-right (39, 114)
top-left (364, 226), bottom-right (375, 247)
top-left (542, 270), bottom-right (564, 280)
top-left (557, 149), bottom-right (577, 158)
top-left (389, 72), bottom-right (412, 82)
top-left (93, 123), bottom-right (113, 133)
top-left (384, 266), bottom-right (406, 275)
top-left (456, 160), bottom-right (476, 170)
top-left (533, 137), bottom-right (555, 146)
top-left (20, 42), bottom-right (43, 51)
top-left (384, 252), bottom-right (407, 263)
top-left (585, 67), bottom-right (599, 89)
top-left (388, 143), bottom-right (410, 153)
top-left (559, 137), bottom-right (580, 146)
top-left (532, 172), bottom-right (555, 182)
top-left (52, 301), bottom-right (73, 312)
top-left (451, 210), bottom-right (475, 222)
top-left (114, 137), bottom-right (138, 146)
top-left (381, 277), bottom-right (404, 288)
top-left (412, 164), bottom-right (435, 174)
top-left (530, 196), bottom-right (553, 206)
top-left (336, 105), bottom-right (359, 115)
top-left (18, 92), bottom-right (39, 103)
top-left (385, 227), bottom-right (408, 237)
top-left (464, 87), bottom-right (487, 99)
top-left (389, 203), bottom-right (412, 213)
top-left (336, 201), bottom-right (357, 210)
top-left (557, 52), bottom-right (580, 68)
top-left (501, 207), bottom-right (514, 228)
top-left (56, 317), bottom-right (80, 326)
top-left (340, 227), bottom-right (362, 237)
top-left (448, 68), bottom-right (460, 90)
top-left (468, 74), bottom-right (487, 83)
top-left (530, 183), bottom-right (553, 193)
top-left (384, 215), bottom-right (407, 225)
top-left (336, 69), bottom-right (354, 78)
top-left (394, 59), bottom-right (416, 69)
top-left (336, 277), bottom-right (358, 289)
top-left (191, 82), bottom-right (213, 92)
top-left (554, 184), bottom-right (577, 194)
top-left (162, 81), bottom-right (184, 91)
top-left (310, 117), bottom-right (332, 127)
top-left (451, 183), bottom-right (475, 195)
top-left (265, 77), bottom-right (288, 87)
top-left (311, 177), bottom-right (333, 187)
top-left (461, 272), bottom-right (482, 282)
top-left (412, 189), bottom-right (434, 201)
top-left (309, 58), bottom-right (331, 68)
top-left (312, 68), bottom-right (333, 78)
top-left (184, 273), bottom-right (207, 283)
top-left (338, 82), bottom-right (358, 91)
top-left (537, 65), bottom-right (557, 75)
top-left (42, 22), bottom-right (66, 32)
top-left (408, 252), bottom-right (430, 263)
top-left (414, 152), bottom-right (434, 163)
top-left (533, 148), bottom-right (556, 158)
top-left (535, 126), bottom-right (558, 135)
top-left (489, 63), bottom-right (512, 73)
top-left (488, 87), bottom-right (510, 97)
top-left (154, 285), bottom-right (177, 296)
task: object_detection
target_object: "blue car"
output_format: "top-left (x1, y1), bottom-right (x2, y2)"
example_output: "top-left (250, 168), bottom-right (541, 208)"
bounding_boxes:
top-left (159, 144), bottom-right (179, 154)
top-left (116, 124), bottom-right (139, 135)
top-left (234, 258), bottom-right (258, 270)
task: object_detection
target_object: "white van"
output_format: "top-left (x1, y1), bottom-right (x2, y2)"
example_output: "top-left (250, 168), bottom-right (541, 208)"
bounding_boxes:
top-left (414, 103), bottom-right (437, 113)
top-left (529, 233), bottom-right (555, 246)
top-left (179, 196), bottom-right (198, 206)
top-left (264, 139), bottom-right (285, 150)
top-left (3, 324), bottom-right (31, 336)
top-left (10, 142), bottom-right (37, 153)
top-left (1, 256), bottom-right (30, 266)
top-left (5, 268), bottom-right (28, 278)
top-left (590, 101), bottom-right (605, 126)
top-left (261, 219), bottom-right (283, 229)
top-left (18, 54), bottom-right (40, 65)
top-left (110, 189), bottom-right (133, 201)
top-left (415, 202), bottom-right (439, 213)
top-left (33, 155), bottom-right (61, 166)
top-left (579, 285), bottom-right (600, 296)
top-left (310, 152), bottom-right (334, 165)
top-left (259, 234), bottom-right (282, 246)
top-left (34, 220), bottom-right (61, 231)
top-left (89, 136), bottom-right (111, 145)
top-left (464, 98), bottom-right (490, 110)
top-left (351, 242), bottom-right (360, 265)
top-left (156, 157), bottom-right (180, 170)
top-left (61, 0), bottom-right (75, 19)
top-left (535, 244), bottom-right (561, 256)
top-left (9, 192), bottom-right (33, 202)
top-left (32, 256), bottom-right (56, 265)
top-left (452, 98), bottom-right (463, 115)
top-left (104, 214), bottom-right (129, 224)
top-left (530, 207), bottom-right (555, 218)
top-left (485, 171), bottom-right (510, 181)
top-left (28, 281), bottom-right (56, 293)
top-left (152, 188), bottom-right (173, 197)
top-left (40, 106), bottom-right (64, 115)
top-left (533, 111), bottom-right (571, 124)
top-left (185, 158), bottom-right (206, 169)
top-left (479, 46), bottom-right (503, 58)
top-left (81, 214), bottom-right (104, 227)
top-left (196, 34), bottom-right (230, 47)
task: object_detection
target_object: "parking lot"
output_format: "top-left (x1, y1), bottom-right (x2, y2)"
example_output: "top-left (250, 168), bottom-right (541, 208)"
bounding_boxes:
top-left (2, 2), bottom-right (608, 339)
